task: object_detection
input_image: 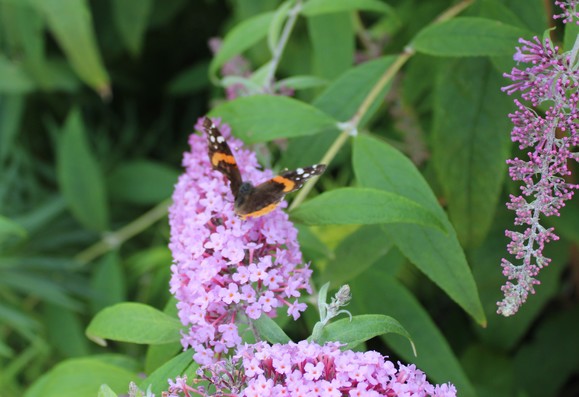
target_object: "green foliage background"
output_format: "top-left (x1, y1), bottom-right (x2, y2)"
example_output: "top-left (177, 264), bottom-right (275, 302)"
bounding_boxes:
top-left (0, 0), bottom-right (578, 396)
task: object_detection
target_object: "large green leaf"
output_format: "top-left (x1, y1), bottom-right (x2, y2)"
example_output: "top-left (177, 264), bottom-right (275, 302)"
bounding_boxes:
top-left (350, 266), bottom-right (476, 397)
top-left (254, 314), bottom-right (292, 344)
top-left (44, 303), bottom-right (90, 358)
top-left (280, 56), bottom-right (395, 169)
top-left (108, 160), bottom-right (179, 205)
top-left (307, 12), bottom-right (354, 80)
top-left (32, 0), bottom-right (110, 94)
top-left (0, 214), bottom-right (27, 243)
top-left (140, 350), bottom-right (199, 396)
top-left (291, 187), bottom-right (445, 231)
top-left (86, 303), bottom-right (182, 345)
top-left (57, 109), bottom-right (109, 231)
top-left (432, 58), bottom-right (512, 248)
top-left (24, 356), bottom-right (137, 397)
top-left (353, 135), bottom-right (485, 325)
top-left (90, 252), bottom-right (126, 314)
top-left (208, 11), bottom-right (274, 81)
top-left (301, 0), bottom-right (393, 16)
top-left (412, 17), bottom-right (530, 56)
top-left (314, 55), bottom-right (395, 123)
top-left (514, 307), bottom-right (579, 397)
top-left (210, 95), bottom-right (337, 143)
top-left (111, 0), bottom-right (153, 56)
top-left (1, 271), bottom-right (81, 310)
top-left (0, 55), bottom-right (35, 93)
top-left (314, 314), bottom-right (415, 353)
top-left (320, 225), bottom-right (392, 286)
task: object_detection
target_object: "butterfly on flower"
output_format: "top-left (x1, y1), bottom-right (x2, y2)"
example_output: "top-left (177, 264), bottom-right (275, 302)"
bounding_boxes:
top-left (202, 117), bottom-right (326, 219)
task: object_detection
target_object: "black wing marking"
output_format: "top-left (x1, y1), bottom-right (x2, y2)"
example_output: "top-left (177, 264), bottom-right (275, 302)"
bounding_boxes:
top-left (202, 117), bottom-right (243, 196)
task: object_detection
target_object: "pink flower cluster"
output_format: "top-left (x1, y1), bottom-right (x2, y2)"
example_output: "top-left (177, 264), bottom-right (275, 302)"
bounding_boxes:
top-left (166, 341), bottom-right (457, 397)
top-left (169, 118), bottom-right (312, 363)
top-left (500, 33), bottom-right (579, 316)
top-left (553, 1), bottom-right (579, 24)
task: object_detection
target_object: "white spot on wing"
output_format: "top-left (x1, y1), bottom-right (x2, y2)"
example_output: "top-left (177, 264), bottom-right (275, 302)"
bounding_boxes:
top-left (217, 136), bottom-right (225, 143)
top-left (296, 168), bottom-right (304, 175)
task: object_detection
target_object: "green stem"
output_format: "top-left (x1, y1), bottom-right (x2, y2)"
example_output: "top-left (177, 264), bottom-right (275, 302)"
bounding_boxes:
top-left (290, 0), bottom-right (473, 210)
top-left (74, 198), bottom-right (171, 265)
top-left (265, 0), bottom-right (301, 91)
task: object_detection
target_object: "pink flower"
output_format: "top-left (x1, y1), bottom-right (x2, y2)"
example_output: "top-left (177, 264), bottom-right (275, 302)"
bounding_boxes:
top-left (500, 34), bottom-right (579, 316)
top-left (167, 341), bottom-right (457, 396)
top-left (169, 118), bottom-right (312, 362)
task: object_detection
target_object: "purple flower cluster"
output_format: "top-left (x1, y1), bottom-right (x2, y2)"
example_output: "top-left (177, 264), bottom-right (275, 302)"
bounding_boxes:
top-left (166, 341), bottom-right (457, 397)
top-left (553, 1), bottom-right (579, 24)
top-left (500, 33), bottom-right (579, 316)
top-left (169, 118), bottom-right (312, 363)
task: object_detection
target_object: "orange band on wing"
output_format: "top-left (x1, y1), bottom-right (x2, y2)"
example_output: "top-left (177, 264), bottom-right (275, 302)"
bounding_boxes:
top-left (239, 202), bottom-right (280, 220)
top-left (272, 176), bottom-right (295, 192)
top-left (211, 152), bottom-right (236, 167)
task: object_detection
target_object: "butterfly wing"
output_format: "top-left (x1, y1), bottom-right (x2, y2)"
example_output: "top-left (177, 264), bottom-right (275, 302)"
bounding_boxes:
top-left (202, 117), bottom-right (243, 196)
top-left (235, 164), bottom-right (327, 218)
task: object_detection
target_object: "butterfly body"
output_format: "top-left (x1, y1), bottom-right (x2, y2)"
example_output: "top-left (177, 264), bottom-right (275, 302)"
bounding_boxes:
top-left (202, 117), bottom-right (326, 219)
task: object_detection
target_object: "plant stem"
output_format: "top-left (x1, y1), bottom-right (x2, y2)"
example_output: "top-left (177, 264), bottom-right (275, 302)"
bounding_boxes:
top-left (74, 198), bottom-right (171, 265)
top-left (289, 0), bottom-right (473, 210)
top-left (265, 0), bottom-right (301, 91)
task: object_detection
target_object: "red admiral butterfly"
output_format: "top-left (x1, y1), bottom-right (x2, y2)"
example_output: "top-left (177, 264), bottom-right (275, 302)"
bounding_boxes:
top-left (202, 117), bottom-right (326, 219)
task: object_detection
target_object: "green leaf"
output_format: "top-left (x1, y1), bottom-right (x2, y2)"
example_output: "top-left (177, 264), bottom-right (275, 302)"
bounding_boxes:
top-left (290, 187), bottom-right (445, 231)
top-left (412, 17), bottom-right (530, 56)
top-left (108, 160), bottom-right (179, 205)
top-left (0, 55), bottom-right (35, 93)
top-left (24, 356), bottom-right (137, 397)
top-left (139, 350), bottom-right (199, 396)
top-left (111, 0), bottom-right (153, 56)
top-left (57, 109), bottom-right (109, 231)
top-left (350, 267), bottom-right (477, 396)
top-left (0, 302), bottom-right (41, 334)
top-left (44, 303), bottom-right (90, 357)
top-left (86, 303), bottom-right (182, 345)
top-left (0, 214), bottom-right (27, 243)
top-left (32, 0), bottom-right (110, 94)
top-left (317, 282), bottom-right (330, 321)
top-left (353, 135), bottom-right (485, 325)
top-left (321, 225), bottom-right (393, 286)
top-left (144, 342), bottom-right (182, 375)
top-left (209, 11), bottom-right (274, 81)
top-left (254, 314), bottom-right (292, 344)
top-left (514, 307), bottom-right (579, 397)
top-left (90, 252), bottom-right (126, 314)
top-left (1, 271), bottom-right (82, 310)
top-left (296, 224), bottom-right (333, 260)
top-left (314, 55), bottom-right (396, 123)
top-left (302, 0), bottom-right (393, 16)
top-left (275, 75), bottom-right (328, 90)
top-left (210, 95), bottom-right (337, 143)
top-left (315, 314), bottom-right (415, 354)
top-left (97, 385), bottom-right (118, 397)
top-left (0, 94), bottom-right (25, 162)
top-left (432, 58), bottom-right (512, 248)
top-left (307, 12), bottom-right (354, 80)
top-left (167, 61), bottom-right (210, 95)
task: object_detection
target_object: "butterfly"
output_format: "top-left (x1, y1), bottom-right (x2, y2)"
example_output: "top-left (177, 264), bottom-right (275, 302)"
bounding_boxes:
top-left (202, 117), bottom-right (326, 219)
